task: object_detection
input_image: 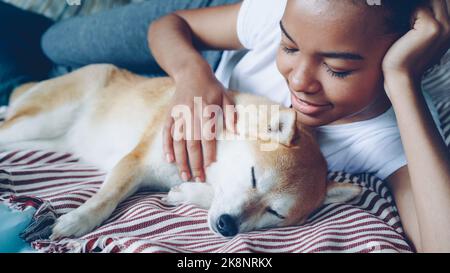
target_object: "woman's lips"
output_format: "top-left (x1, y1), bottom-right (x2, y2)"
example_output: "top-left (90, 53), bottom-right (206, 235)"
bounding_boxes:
top-left (291, 94), bottom-right (332, 115)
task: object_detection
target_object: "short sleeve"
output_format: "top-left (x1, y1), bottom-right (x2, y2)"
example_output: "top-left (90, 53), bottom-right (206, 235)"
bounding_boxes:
top-left (372, 136), bottom-right (407, 180)
top-left (318, 109), bottom-right (408, 181)
top-left (350, 115), bottom-right (408, 181)
top-left (352, 108), bottom-right (408, 180)
top-left (236, 0), bottom-right (287, 49)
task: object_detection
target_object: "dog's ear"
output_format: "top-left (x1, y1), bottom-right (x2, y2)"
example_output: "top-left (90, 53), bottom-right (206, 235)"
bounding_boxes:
top-left (265, 108), bottom-right (297, 146)
top-left (235, 106), bottom-right (297, 146)
top-left (323, 181), bottom-right (362, 205)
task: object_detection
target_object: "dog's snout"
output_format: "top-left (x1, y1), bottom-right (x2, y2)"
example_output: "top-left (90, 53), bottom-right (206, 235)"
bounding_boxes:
top-left (216, 214), bottom-right (238, 237)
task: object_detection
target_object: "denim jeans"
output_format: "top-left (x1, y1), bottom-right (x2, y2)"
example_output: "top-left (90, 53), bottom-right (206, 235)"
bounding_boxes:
top-left (41, 0), bottom-right (241, 76)
top-left (0, 0), bottom-right (240, 106)
top-left (0, 2), bottom-right (53, 106)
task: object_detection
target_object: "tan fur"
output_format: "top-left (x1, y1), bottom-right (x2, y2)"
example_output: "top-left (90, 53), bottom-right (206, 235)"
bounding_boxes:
top-left (9, 82), bottom-right (37, 103)
top-left (0, 64), bottom-right (360, 238)
top-left (0, 107), bottom-right (41, 130)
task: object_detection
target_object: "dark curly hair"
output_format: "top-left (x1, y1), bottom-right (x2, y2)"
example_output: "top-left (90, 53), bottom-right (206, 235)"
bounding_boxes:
top-left (380, 0), bottom-right (426, 34)
top-left (347, 0), bottom-right (426, 34)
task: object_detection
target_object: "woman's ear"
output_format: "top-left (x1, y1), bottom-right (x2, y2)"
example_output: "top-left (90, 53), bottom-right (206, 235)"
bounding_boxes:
top-left (323, 181), bottom-right (362, 205)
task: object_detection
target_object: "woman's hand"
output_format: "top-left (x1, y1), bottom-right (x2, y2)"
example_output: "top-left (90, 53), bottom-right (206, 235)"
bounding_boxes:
top-left (383, 0), bottom-right (450, 82)
top-left (163, 73), bottom-right (236, 183)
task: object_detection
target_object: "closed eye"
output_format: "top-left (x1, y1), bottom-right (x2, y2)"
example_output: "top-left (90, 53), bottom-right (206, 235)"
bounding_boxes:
top-left (251, 166), bottom-right (256, 189)
top-left (266, 207), bottom-right (286, 220)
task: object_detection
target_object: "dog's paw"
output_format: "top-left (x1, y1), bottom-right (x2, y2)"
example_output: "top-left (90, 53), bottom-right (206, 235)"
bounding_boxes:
top-left (163, 184), bottom-right (185, 206)
top-left (163, 183), bottom-right (214, 209)
top-left (50, 210), bottom-right (100, 240)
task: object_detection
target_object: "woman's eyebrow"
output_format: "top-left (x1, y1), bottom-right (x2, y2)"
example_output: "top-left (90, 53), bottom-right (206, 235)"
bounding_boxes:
top-left (279, 21), bottom-right (364, 61)
top-left (279, 21), bottom-right (296, 44)
top-left (319, 52), bottom-right (364, 61)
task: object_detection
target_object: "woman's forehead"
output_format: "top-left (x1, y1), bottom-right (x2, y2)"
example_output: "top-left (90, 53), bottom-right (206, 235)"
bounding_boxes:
top-left (282, 0), bottom-right (387, 54)
top-left (283, 0), bottom-right (384, 34)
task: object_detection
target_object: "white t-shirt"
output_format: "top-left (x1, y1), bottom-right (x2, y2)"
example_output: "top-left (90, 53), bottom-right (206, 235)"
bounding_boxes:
top-left (214, 0), bottom-right (443, 180)
top-left (215, 0), bottom-right (290, 107)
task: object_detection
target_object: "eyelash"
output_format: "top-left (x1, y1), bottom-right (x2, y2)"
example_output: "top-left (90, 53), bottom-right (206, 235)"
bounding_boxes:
top-left (324, 65), bottom-right (353, 79)
top-left (281, 45), bottom-right (354, 79)
top-left (281, 45), bottom-right (297, 55)
top-left (266, 207), bottom-right (286, 219)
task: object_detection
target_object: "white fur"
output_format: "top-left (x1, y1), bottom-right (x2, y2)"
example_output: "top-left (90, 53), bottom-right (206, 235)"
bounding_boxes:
top-left (0, 65), bottom-right (361, 239)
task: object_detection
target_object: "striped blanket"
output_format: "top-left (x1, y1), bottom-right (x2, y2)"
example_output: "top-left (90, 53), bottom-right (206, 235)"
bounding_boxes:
top-left (0, 152), bottom-right (412, 253)
top-left (0, 65), bottom-right (449, 253)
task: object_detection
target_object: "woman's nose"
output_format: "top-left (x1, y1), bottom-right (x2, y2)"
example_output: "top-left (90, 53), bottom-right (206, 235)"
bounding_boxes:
top-left (288, 66), bottom-right (321, 94)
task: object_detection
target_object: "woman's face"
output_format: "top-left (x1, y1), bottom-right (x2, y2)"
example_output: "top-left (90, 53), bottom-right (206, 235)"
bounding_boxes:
top-left (277, 0), bottom-right (399, 127)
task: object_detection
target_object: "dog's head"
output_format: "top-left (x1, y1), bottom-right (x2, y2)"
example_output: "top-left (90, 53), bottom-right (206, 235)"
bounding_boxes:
top-left (207, 94), bottom-right (361, 237)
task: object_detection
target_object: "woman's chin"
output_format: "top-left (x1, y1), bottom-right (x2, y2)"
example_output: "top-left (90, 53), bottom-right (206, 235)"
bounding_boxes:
top-left (293, 109), bottom-right (337, 127)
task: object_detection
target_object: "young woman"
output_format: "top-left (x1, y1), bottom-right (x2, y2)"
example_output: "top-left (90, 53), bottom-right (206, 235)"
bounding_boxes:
top-left (147, 0), bottom-right (450, 252)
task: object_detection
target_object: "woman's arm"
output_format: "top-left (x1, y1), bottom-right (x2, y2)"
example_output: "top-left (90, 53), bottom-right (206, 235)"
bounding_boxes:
top-left (148, 3), bottom-right (243, 183)
top-left (148, 3), bottom-right (243, 81)
top-left (386, 78), bottom-right (450, 252)
top-left (384, 0), bottom-right (450, 252)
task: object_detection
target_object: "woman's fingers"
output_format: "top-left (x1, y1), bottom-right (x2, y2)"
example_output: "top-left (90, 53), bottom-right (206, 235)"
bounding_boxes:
top-left (428, 0), bottom-right (450, 66)
top-left (173, 121), bottom-right (191, 182)
top-left (413, 7), bottom-right (444, 70)
top-left (186, 111), bottom-right (205, 182)
top-left (165, 85), bottom-right (231, 183)
top-left (202, 138), bottom-right (216, 170)
top-left (186, 139), bottom-right (205, 182)
top-left (430, 0), bottom-right (449, 22)
top-left (202, 102), bottom-right (218, 169)
top-left (163, 115), bottom-right (175, 163)
top-left (223, 93), bottom-right (237, 134)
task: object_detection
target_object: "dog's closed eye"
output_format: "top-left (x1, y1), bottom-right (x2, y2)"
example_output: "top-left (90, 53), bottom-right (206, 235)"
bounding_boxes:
top-left (251, 166), bottom-right (257, 189)
top-left (266, 207), bottom-right (285, 219)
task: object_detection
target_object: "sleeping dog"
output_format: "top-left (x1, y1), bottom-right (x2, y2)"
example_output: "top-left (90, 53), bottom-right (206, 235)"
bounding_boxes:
top-left (0, 64), bottom-right (361, 239)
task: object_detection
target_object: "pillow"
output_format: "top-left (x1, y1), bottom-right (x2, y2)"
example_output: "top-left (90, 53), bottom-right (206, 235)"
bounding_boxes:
top-left (422, 52), bottom-right (450, 149)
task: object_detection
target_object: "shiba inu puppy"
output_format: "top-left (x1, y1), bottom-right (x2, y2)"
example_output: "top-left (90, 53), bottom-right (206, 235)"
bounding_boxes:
top-left (0, 64), bottom-right (360, 238)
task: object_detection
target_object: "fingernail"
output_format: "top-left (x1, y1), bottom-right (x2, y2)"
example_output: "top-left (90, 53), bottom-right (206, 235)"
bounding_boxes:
top-left (166, 153), bottom-right (174, 163)
top-left (181, 172), bottom-right (189, 182)
top-left (195, 177), bottom-right (202, 183)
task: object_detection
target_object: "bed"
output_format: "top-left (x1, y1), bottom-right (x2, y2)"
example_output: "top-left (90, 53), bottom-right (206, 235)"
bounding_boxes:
top-left (1, 0), bottom-right (449, 253)
top-left (0, 63), bottom-right (449, 253)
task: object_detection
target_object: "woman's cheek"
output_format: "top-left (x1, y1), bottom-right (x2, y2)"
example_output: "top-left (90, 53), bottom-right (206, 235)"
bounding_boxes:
top-left (276, 50), bottom-right (291, 80)
top-left (322, 78), bottom-right (369, 108)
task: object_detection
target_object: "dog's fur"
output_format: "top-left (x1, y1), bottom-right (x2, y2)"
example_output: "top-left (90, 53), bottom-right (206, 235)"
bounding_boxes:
top-left (0, 64), bottom-right (361, 239)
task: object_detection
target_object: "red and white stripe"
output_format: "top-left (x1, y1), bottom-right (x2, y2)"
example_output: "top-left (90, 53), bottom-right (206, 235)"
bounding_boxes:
top-left (0, 149), bottom-right (413, 253)
top-left (2, 63), bottom-right (449, 253)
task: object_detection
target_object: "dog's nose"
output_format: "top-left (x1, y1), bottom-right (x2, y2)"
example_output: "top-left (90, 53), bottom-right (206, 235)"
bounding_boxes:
top-left (216, 214), bottom-right (238, 237)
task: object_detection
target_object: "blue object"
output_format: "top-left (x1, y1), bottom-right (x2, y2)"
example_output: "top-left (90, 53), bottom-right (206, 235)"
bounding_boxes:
top-left (41, 0), bottom-right (240, 76)
top-left (0, 204), bottom-right (36, 253)
top-left (0, 1), bottom-right (53, 106)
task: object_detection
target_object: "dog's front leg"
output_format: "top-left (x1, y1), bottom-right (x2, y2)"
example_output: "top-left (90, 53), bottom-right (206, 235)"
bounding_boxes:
top-left (164, 183), bottom-right (214, 209)
top-left (50, 153), bottom-right (146, 240)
